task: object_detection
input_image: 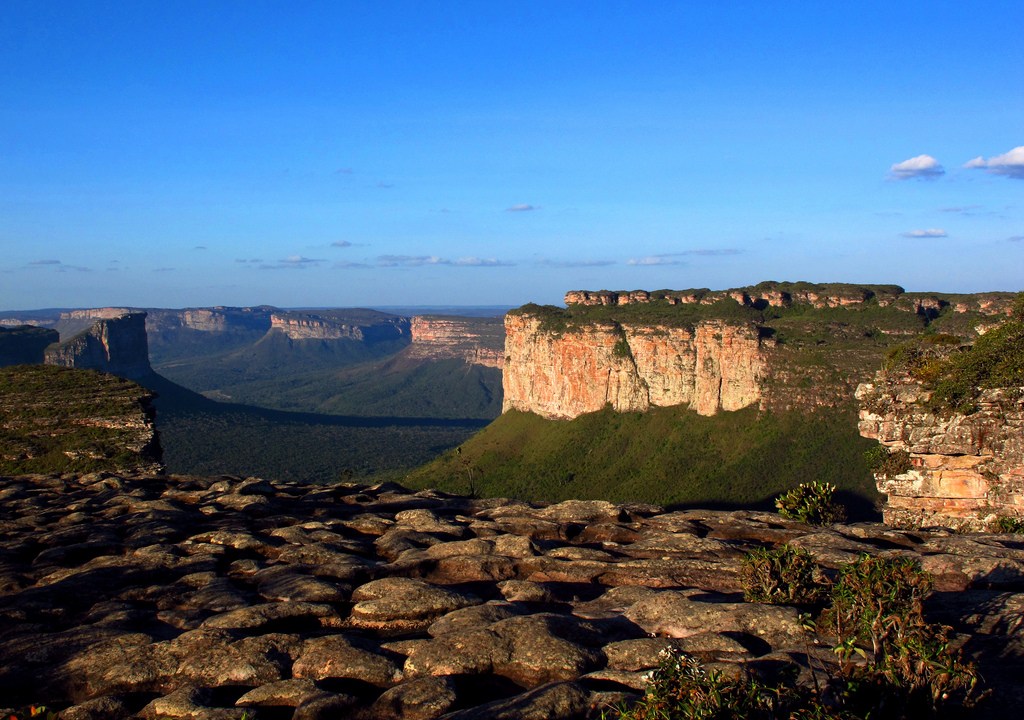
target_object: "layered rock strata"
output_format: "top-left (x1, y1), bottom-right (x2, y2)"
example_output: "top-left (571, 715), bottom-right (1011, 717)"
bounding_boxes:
top-left (44, 313), bottom-right (152, 380)
top-left (407, 316), bottom-right (505, 369)
top-left (565, 284), bottom-right (1015, 316)
top-left (0, 474), bottom-right (1021, 719)
top-left (503, 315), bottom-right (768, 418)
top-left (269, 312), bottom-right (410, 342)
top-left (858, 377), bottom-right (1024, 530)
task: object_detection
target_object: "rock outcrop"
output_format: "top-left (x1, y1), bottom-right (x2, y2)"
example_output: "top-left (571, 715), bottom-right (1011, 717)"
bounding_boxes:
top-left (146, 306), bottom-right (275, 335)
top-left (858, 377), bottom-right (1024, 530)
top-left (1, 473), bottom-right (1021, 719)
top-left (565, 283), bottom-right (1016, 317)
top-left (502, 314), bottom-right (769, 418)
top-left (0, 325), bottom-right (59, 366)
top-left (44, 312), bottom-right (152, 380)
top-left (407, 316), bottom-right (505, 368)
top-left (0, 365), bottom-right (161, 475)
top-left (269, 311), bottom-right (410, 342)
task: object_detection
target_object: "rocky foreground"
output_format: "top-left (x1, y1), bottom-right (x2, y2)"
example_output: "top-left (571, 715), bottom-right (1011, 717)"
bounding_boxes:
top-left (1, 474), bottom-right (1022, 719)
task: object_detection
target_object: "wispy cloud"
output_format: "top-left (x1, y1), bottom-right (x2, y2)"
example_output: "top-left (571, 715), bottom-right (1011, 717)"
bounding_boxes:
top-left (377, 181), bottom-right (394, 189)
top-left (964, 146), bottom-right (1024, 179)
top-left (1008, 235), bottom-right (1024, 242)
top-left (153, 267), bottom-right (176, 273)
top-left (375, 254), bottom-right (514, 268)
top-left (889, 154), bottom-right (945, 180)
top-left (674, 248), bottom-right (742, 257)
top-left (27, 259), bottom-right (92, 272)
top-left (335, 167), bottom-right (354, 175)
top-left (627, 256), bottom-right (687, 266)
top-left (331, 240), bottom-right (353, 248)
top-left (939, 205), bottom-right (982, 214)
top-left (901, 228), bottom-right (948, 238)
top-left (534, 258), bottom-right (616, 268)
top-left (626, 248), bottom-right (742, 266)
top-left (455, 257), bottom-right (515, 267)
top-left (333, 260), bottom-right (373, 269)
top-left (193, 245), bottom-right (207, 250)
top-left (259, 255), bottom-right (326, 270)
top-left (506, 204), bottom-right (539, 212)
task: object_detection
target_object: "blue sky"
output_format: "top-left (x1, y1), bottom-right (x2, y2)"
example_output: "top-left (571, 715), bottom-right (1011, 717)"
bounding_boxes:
top-left (1, 2), bottom-right (1022, 310)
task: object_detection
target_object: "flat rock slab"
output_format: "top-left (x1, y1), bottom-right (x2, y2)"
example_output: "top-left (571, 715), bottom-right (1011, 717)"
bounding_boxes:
top-left (0, 473), bottom-right (1021, 719)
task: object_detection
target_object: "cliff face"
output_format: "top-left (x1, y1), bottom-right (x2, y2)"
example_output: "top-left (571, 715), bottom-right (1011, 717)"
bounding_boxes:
top-left (45, 313), bottom-right (152, 380)
top-left (147, 307), bottom-right (274, 334)
top-left (269, 311), bottom-right (410, 342)
top-left (857, 378), bottom-right (1024, 529)
top-left (502, 314), bottom-right (768, 418)
top-left (407, 316), bottom-right (505, 368)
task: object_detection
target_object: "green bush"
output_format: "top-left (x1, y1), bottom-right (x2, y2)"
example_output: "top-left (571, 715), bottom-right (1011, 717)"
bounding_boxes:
top-left (604, 649), bottom-right (838, 720)
top-left (742, 545), bottom-right (826, 606)
top-left (989, 515), bottom-right (1024, 533)
top-left (615, 554), bottom-right (983, 719)
top-left (864, 446), bottom-right (912, 479)
top-left (820, 555), bottom-right (979, 716)
top-left (776, 481), bottom-right (847, 525)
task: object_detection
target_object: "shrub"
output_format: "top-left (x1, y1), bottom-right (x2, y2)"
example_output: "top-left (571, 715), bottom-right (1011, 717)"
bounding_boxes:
top-left (604, 649), bottom-right (838, 720)
top-left (742, 545), bottom-right (826, 606)
top-left (820, 555), bottom-right (980, 716)
top-left (989, 515), bottom-right (1024, 533)
top-left (864, 446), bottom-right (912, 479)
top-left (776, 481), bottom-right (847, 525)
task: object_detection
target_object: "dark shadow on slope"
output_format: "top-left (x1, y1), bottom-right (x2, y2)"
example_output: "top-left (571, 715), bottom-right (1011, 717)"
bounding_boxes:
top-left (139, 372), bottom-right (489, 483)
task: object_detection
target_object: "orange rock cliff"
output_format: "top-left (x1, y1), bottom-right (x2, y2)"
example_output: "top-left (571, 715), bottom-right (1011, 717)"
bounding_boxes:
top-left (502, 314), bottom-right (769, 418)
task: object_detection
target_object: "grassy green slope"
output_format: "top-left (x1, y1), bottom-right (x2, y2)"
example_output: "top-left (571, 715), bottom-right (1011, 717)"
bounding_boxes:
top-left (406, 405), bottom-right (881, 517)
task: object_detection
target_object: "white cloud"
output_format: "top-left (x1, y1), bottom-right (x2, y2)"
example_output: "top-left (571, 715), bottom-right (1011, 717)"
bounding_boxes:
top-left (900, 228), bottom-right (948, 238)
top-left (627, 256), bottom-right (687, 266)
top-left (506, 204), bottom-right (538, 212)
top-left (452, 257), bottom-right (515, 267)
top-left (889, 154), bottom-right (945, 180)
top-left (259, 255), bottom-right (325, 270)
top-left (963, 146), bottom-right (1024, 179)
top-left (376, 254), bottom-right (514, 268)
top-left (534, 258), bottom-right (616, 268)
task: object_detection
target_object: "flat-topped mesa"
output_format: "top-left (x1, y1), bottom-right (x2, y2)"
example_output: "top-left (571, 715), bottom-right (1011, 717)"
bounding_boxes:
top-left (269, 310), bottom-right (410, 342)
top-left (857, 376), bottom-right (1024, 530)
top-left (44, 312), bottom-right (152, 381)
top-left (565, 283), bottom-right (1016, 316)
top-left (503, 314), bottom-right (769, 418)
top-left (145, 306), bottom-right (274, 334)
top-left (406, 316), bottom-right (505, 368)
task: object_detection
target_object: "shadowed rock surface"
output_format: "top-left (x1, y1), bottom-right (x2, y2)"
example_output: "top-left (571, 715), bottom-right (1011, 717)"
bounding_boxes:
top-left (0, 474), bottom-right (1021, 719)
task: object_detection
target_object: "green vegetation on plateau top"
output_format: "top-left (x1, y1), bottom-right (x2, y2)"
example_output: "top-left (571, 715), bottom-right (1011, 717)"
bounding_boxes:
top-left (885, 293), bottom-right (1024, 413)
top-left (406, 405), bottom-right (881, 518)
top-left (513, 282), bottom-right (1014, 338)
top-left (0, 365), bottom-right (159, 475)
